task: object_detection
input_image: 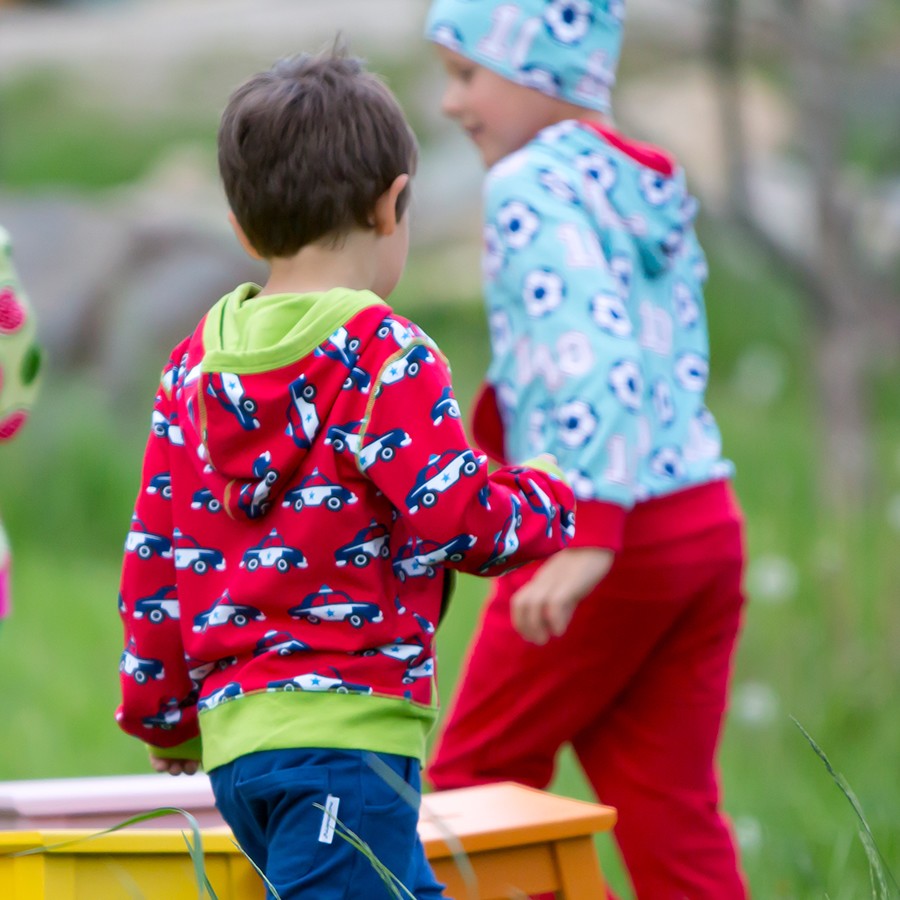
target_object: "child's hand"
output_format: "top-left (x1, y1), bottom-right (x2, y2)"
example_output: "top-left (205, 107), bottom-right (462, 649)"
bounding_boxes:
top-left (510, 547), bottom-right (614, 645)
top-left (149, 753), bottom-right (200, 776)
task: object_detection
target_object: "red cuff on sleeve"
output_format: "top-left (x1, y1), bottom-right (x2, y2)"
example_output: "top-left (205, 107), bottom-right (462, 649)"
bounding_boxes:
top-left (567, 498), bottom-right (627, 553)
top-left (471, 382), bottom-right (508, 465)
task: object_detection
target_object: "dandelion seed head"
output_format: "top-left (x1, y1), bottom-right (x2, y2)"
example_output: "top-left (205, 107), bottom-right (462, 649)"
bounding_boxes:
top-left (747, 554), bottom-right (798, 604)
top-left (732, 681), bottom-right (779, 727)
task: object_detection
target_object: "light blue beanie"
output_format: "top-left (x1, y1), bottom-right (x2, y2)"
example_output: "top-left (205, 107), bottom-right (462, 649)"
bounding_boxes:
top-left (425, 0), bottom-right (625, 114)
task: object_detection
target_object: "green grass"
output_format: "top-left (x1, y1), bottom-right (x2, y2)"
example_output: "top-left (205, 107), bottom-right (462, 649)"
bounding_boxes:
top-left (0, 68), bottom-right (219, 188)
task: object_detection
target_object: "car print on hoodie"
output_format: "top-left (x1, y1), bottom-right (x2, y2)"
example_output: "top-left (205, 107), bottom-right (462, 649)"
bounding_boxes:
top-left (116, 287), bottom-right (574, 772)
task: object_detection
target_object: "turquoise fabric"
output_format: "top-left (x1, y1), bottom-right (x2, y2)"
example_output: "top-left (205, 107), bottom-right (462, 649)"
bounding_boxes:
top-left (426, 0), bottom-right (625, 113)
top-left (477, 121), bottom-right (734, 507)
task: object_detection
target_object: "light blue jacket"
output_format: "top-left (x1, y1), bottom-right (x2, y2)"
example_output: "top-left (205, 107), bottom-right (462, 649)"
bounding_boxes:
top-left (478, 121), bottom-right (734, 521)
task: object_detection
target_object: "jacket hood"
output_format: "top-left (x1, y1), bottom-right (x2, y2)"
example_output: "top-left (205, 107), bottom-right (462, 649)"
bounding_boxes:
top-left (173, 284), bottom-right (388, 520)
top-left (585, 122), bottom-right (699, 278)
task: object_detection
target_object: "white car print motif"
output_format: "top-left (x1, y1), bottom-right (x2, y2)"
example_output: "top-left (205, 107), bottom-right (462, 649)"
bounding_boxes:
top-left (241, 529), bottom-right (307, 572)
top-left (237, 452), bottom-right (279, 519)
top-left (133, 586), bottom-right (180, 623)
top-left (392, 534), bottom-right (477, 582)
top-left (334, 521), bottom-right (391, 568)
top-left (198, 682), bottom-right (242, 712)
top-left (376, 317), bottom-right (415, 347)
top-left (267, 668), bottom-right (373, 694)
top-left (193, 592), bottom-right (265, 632)
top-left (120, 647), bottom-right (164, 683)
top-left (253, 630), bottom-right (310, 657)
top-left (480, 495), bottom-right (523, 572)
top-left (358, 429), bottom-right (412, 471)
top-left (142, 699), bottom-right (182, 730)
top-left (406, 449), bottom-right (481, 514)
top-left (151, 410), bottom-right (184, 446)
top-left (325, 421), bottom-right (362, 455)
top-left (174, 529), bottom-right (226, 574)
top-left (282, 469), bottom-right (357, 512)
top-left (402, 657), bottom-right (435, 684)
top-left (208, 372), bottom-right (259, 430)
top-left (124, 517), bottom-right (173, 560)
top-left (378, 344), bottom-right (434, 387)
top-left (289, 585), bottom-right (384, 628)
top-left (286, 375), bottom-right (320, 448)
top-left (361, 639), bottom-right (426, 663)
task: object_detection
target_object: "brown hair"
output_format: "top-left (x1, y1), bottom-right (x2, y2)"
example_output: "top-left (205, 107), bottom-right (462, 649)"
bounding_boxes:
top-left (218, 49), bottom-right (418, 258)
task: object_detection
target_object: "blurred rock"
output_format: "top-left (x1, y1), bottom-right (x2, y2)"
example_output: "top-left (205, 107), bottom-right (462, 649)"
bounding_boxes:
top-left (1, 186), bottom-right (262, 401)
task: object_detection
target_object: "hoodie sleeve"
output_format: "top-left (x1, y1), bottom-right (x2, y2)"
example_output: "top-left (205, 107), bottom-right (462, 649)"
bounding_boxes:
top-left (479, 146), bottom-right (644, 551)
top-left (115, 360), bottom-right (200, 757)
top-left (357, 333), bottom-right (575, 575)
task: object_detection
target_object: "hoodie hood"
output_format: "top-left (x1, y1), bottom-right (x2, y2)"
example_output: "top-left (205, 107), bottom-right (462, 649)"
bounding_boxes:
top-left (174, 284), bottom-right (388, 520)
top-left (578, 121), bottom-right (699, 278)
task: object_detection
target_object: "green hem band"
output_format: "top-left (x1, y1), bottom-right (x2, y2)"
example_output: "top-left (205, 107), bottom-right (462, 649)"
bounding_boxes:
top-left (147, 736), bottom-right (203, 761)
top-left (198, 690), bottom-right (437, 772)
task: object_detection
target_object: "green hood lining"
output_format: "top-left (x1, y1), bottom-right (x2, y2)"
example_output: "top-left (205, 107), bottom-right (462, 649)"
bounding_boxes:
top-left (201, 284), bottom-right (385, 374)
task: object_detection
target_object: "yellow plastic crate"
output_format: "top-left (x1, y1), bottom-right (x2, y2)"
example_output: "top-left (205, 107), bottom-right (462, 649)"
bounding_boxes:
top-left (0, 828), bottom-right (262, 900)
top-left (0, 783), bottom-right (616, 899)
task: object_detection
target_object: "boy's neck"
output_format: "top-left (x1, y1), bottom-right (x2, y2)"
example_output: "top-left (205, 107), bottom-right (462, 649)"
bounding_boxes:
top-left (257, 230), bottom-right (379, 298)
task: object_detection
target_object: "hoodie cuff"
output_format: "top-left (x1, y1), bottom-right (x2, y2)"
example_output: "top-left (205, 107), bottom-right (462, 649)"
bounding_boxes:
top-left (147, 736), bottom-right (203, 761)
top-left (567, 498), bottom-right (627, 553)
top-left (520, 454), bottom-right (565, 481)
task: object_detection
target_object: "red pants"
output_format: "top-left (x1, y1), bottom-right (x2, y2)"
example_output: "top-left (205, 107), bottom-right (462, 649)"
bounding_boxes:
top-left (428, 522), bottom-right (749, 899)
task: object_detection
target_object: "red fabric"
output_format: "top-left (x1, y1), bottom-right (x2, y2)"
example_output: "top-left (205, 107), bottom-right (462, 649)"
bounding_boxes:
top-left (428, 521), bottom-right (749, 899)
top-left (625, 479), bottom-right (742, 553)
top-left (566, 498), bottom-right (627, 553)
top-left (470, 381), bottom-right (508, 465)
top-left (580, 121), bottom-right (676, 177)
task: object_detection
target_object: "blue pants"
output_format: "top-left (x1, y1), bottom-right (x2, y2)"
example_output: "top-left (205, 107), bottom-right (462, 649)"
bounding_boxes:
top-left (209, 748), bottom-right (446, 900)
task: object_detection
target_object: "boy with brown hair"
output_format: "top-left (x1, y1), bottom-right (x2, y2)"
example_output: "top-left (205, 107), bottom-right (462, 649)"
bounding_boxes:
top-left (115, 49), bottom-right (574, 899)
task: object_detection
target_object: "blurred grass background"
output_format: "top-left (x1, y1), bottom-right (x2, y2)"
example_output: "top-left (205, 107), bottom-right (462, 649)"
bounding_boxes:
top-left (1, 29), bottom-right (899, 900)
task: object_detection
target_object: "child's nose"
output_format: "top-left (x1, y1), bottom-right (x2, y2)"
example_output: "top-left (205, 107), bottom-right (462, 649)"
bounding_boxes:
top-left (441, 83), bottom-right (462, 118)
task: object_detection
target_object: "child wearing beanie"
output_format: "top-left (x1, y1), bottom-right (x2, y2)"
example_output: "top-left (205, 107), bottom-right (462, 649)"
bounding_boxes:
top-left (425, 2), bottom-right (750, 897)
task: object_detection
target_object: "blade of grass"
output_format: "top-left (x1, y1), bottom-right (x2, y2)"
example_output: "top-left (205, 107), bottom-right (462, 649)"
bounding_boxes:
top-left (229, 839), bottom-right (282, 900)
top-left (179, 832), bottom-right (219, 900)
top-left (313, 802), bottom-right (415, 900)
top-left (792, 717), bottom-right (900, 899)
top-left (365, 751), bottom-right (479, 900)
top-left (2, 806), bottom-right (215, 900)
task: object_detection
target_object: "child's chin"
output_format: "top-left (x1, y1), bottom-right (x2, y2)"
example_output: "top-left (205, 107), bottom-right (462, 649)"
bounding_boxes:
top-left (478, 147), bottom-right (499, 168)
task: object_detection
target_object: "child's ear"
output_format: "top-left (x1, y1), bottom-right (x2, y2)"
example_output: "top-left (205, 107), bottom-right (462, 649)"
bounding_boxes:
top-left (372, 174), bottom-right (410, 237)
top-left (227, 211), bottom-right (263, 260)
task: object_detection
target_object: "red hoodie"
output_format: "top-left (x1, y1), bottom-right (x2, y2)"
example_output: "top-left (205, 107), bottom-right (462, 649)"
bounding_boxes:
top-left (116, 285), bottom-right (574, 770)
